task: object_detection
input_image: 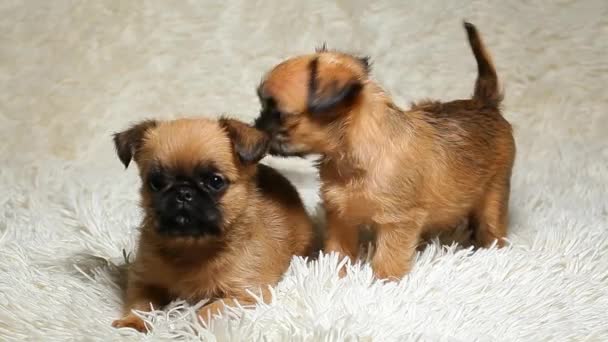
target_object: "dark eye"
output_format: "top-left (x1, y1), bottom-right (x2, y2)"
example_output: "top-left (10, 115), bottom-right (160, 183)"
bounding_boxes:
top-left (147, 174), bottom-right (166, 192)
top-left (205, 174), bottom-right (226, 192)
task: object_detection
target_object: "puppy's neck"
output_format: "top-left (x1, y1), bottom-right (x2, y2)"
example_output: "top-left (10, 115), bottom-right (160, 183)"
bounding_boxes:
top-left (323, 84), bottom-right (402, 171)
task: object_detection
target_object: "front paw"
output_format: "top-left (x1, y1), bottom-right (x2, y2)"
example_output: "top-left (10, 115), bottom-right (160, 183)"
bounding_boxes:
top-left (112, 313), bottom-right (148, 332)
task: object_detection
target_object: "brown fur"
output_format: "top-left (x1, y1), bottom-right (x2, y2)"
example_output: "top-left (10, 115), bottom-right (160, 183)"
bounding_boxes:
top-left (111, 117), bottom-right (313, 331)
top-left (254, 22), bottom-right (515, 280)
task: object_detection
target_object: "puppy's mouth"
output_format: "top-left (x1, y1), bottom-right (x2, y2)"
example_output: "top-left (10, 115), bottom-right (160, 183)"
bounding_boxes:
top-left (157, 208), bottom-right (222, 238)
top-left (172, 212), bottom-right (190, 226)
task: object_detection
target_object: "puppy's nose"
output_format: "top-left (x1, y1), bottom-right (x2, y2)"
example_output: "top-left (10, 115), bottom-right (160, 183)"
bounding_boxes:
top-left (176, 187), bottom-right (194, 203)
top-left (254, 115), bottom-right (269, 131)
top-left (254, 110), bottom-right (280, 134)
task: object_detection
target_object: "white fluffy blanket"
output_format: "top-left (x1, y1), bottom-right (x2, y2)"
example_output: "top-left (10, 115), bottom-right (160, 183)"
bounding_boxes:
top-left (1, 1), bottom-right (607, 341)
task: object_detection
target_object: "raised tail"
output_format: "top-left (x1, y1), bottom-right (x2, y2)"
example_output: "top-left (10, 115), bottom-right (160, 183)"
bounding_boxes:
top-left (463, 21), bottom-right (502, 106)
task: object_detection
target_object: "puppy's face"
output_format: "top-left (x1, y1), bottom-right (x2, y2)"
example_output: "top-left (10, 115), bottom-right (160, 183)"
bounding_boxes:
top-left (254, 50), bottom-right (370, 156)
top-left (114, 118), bottom-right (268, 239)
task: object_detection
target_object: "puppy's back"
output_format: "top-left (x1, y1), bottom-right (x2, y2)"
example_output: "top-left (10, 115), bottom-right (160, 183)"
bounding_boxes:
top-left (410, 21), bottom-right (514, 169)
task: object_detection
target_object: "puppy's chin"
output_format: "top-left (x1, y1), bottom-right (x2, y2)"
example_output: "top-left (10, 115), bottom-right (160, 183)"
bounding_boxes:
top-left (268, 139), bottom-right (308, 158)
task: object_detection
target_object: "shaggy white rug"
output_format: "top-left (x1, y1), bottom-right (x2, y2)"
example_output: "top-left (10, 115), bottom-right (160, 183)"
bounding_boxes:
top-left (1, 1), bottom-right (607, 341)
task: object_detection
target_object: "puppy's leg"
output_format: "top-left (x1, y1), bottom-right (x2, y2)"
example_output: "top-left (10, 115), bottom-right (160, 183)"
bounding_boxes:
top-left (197, 287), bottom-right (272, 324)
top-left (470, 177), bottom-right (510, 248)
top-left (112, 282), bottom-right (169, 332)
top-left (372, 217), bottom-right (423, 280)
top-left (324, 210), bottom-right (359, 276)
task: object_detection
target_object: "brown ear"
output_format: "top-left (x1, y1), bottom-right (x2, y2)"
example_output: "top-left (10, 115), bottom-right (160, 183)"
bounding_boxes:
top-left (306, 57), bottom-right (364, 116)
top-left (315, 44), bottom-right (372, 73)
top-left (219, 118), bottom-right (269, 165)
top-left (112, 120), bottom-right (158, 168)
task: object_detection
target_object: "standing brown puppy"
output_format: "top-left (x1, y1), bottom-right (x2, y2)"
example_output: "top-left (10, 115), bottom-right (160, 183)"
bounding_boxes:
top-left (254, 22), bottom-right (515, 280)
top-left (111, 117), bottom-right (313, 332)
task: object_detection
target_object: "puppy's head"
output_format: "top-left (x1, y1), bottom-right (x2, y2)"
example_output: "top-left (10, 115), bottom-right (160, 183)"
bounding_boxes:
top-left (113, 117), bottom-right (268, 240)
top-left (254, 48), bottom-right (370, 156)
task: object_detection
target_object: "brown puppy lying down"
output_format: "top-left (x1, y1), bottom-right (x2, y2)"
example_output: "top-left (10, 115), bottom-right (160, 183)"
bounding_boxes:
top-left (111, 117), bottom-right (313, 332)
top-left (254, 22), bottom-right (515, 280)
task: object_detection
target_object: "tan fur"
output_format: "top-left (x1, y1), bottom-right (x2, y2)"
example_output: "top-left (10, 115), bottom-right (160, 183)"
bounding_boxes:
top-left (254, 23), bottom-right (515, 280)
top-left (111, 117), bottom-right (313, 332)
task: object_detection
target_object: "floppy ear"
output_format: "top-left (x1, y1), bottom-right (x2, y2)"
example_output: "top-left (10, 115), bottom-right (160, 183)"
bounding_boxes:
top-left (306, 57), bottom-right (364, 117)
top-left (219, 118), bottom-right (269, 165)
top-left (112, 120), bottom-right (158, 168)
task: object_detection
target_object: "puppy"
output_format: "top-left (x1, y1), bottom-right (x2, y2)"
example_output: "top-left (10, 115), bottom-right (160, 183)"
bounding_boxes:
top-left (254, 22), bottom-right (516, 280)
top-left (111, 117), bottom-right (313, 332)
